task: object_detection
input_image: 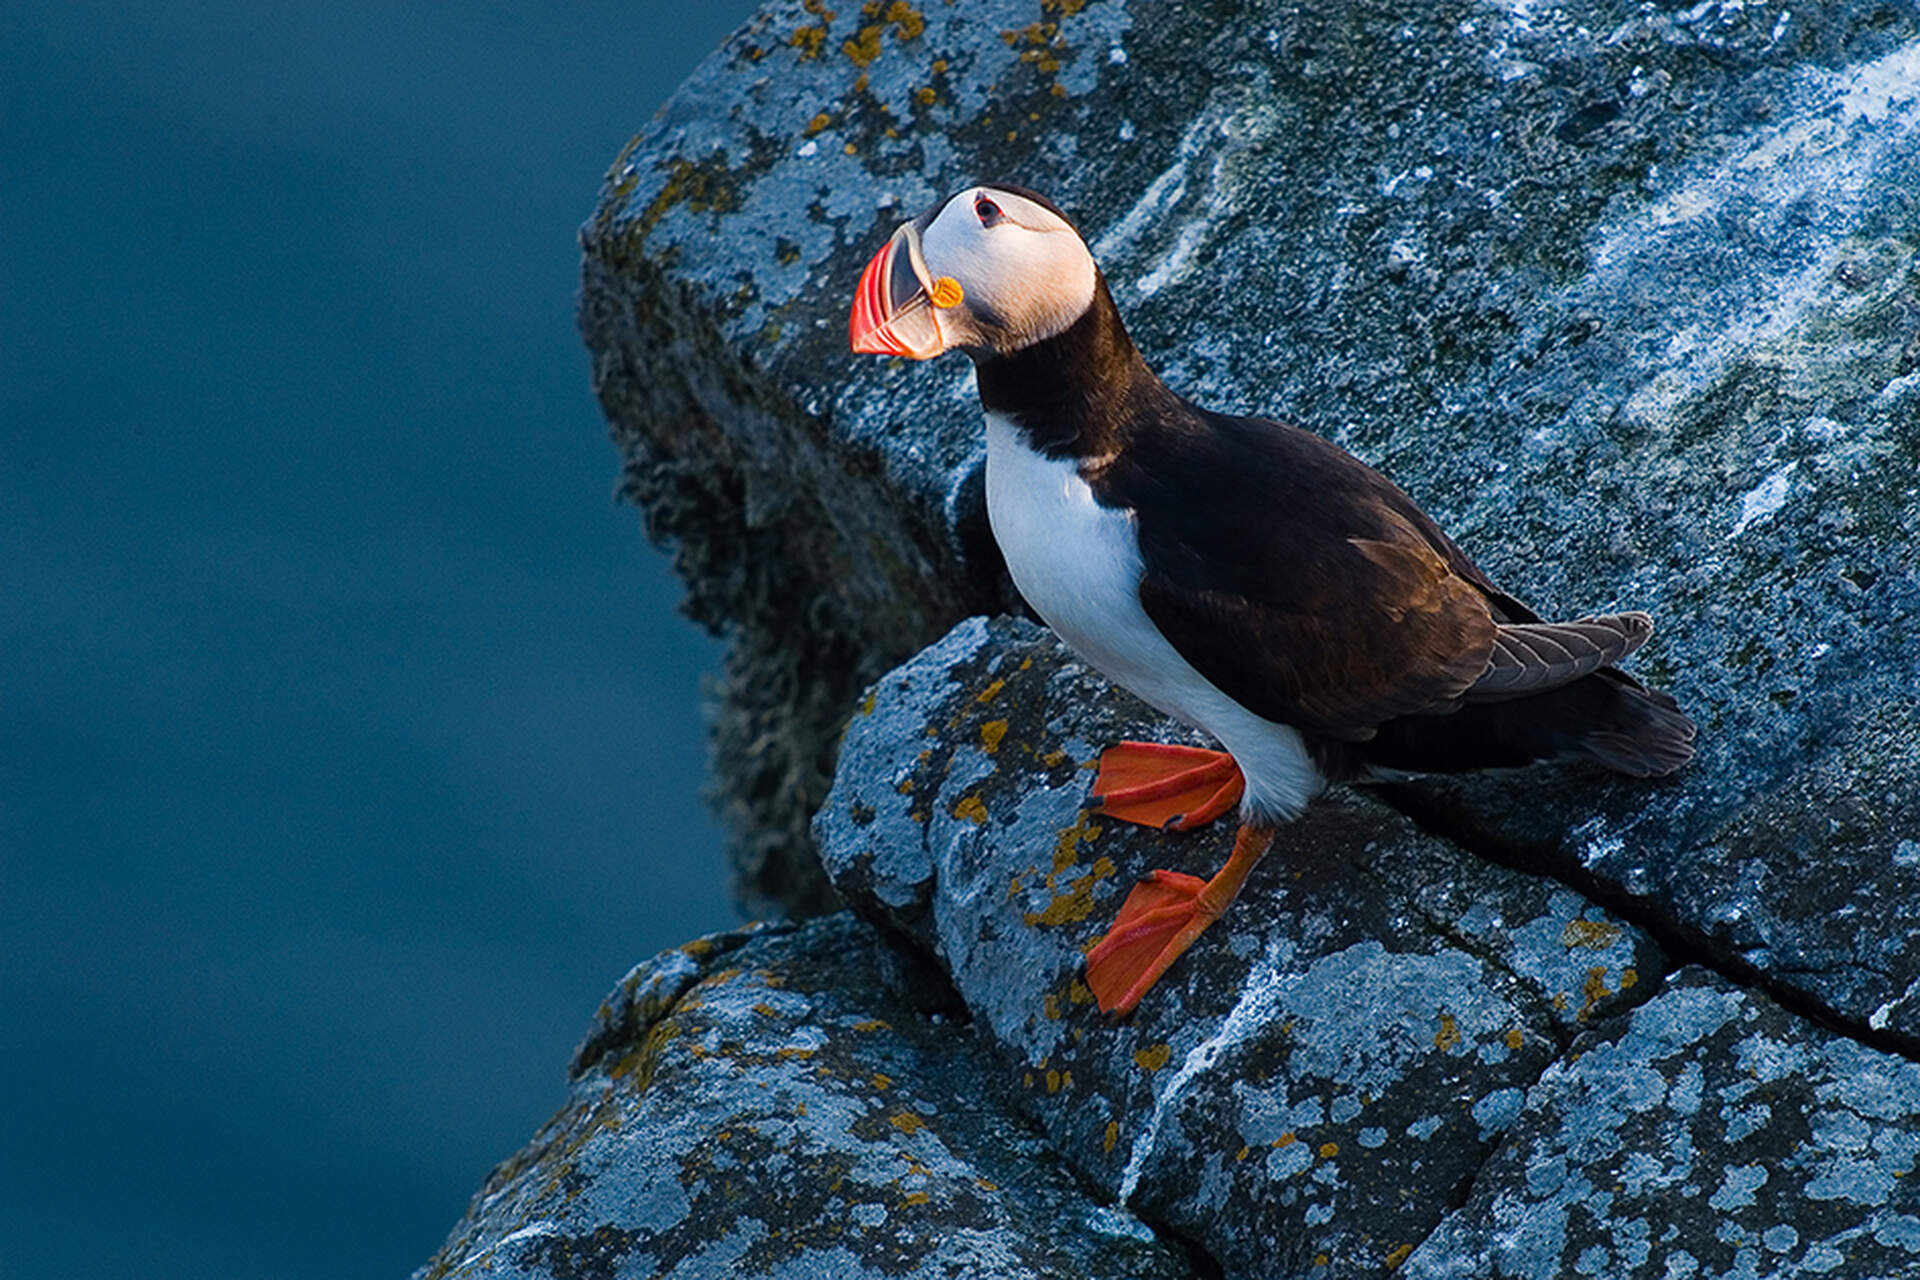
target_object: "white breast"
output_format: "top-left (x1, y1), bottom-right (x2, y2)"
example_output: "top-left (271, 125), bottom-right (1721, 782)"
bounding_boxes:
top-left (982, 412), bottom-right (1324, 820)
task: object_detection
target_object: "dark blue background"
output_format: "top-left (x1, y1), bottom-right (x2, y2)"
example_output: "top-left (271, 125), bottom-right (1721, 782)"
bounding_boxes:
top-left (3, 3), bottom-right (760, 1276)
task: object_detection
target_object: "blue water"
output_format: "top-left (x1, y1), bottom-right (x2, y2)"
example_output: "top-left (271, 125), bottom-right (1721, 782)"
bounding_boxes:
top-left (2, 4), bottom-right (759, 1276)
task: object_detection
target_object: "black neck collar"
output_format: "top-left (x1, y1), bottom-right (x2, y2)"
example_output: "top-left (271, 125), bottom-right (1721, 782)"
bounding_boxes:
top-left (970, 276), bottom-right (1170, 460)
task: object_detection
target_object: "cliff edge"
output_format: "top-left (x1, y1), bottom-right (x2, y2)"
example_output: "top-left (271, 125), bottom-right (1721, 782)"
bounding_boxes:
top-left (424, 2), bottom-right (1920, 1275)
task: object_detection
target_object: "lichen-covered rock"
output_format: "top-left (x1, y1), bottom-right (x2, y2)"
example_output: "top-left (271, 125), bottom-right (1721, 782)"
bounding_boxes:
top-left (583, 0), bottom-right (1920, 1058)
top-left (416, 916), bottom-right (1195, 1280)
top-left (1403, 966), bottom-right (1920, 1280)
top-left (817, 615), bottom-right (1668, 1277)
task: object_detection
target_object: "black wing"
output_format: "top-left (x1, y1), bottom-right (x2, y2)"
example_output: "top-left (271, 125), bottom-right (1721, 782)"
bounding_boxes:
top-left (1095, 406), bottom-right (1558, 740)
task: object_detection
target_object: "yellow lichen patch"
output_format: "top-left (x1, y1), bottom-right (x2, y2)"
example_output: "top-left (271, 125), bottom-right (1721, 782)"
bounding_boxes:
top-left (1553, 991), bottom-right (1569, 1011)
top-left (1621, 967), bottom-right (1639, 989)
top-left (952, 794), bottom-right (989, 825)
top-left (1318, 1141), bottom-right (1339, 1159)
top-left (859, 688), bottom-right (877, 715)
top-left (872, 1072), bottom-right (892, 1090)
top-left (1273, 1132), bottom-right (1297, 1147)
top-left (1506, 1027), bottom-right (1525, 1051)
top-left (843, 142), bottom-right (858, 155)
top-left (1236, 1145), bottom-right (1251, 1162)
top-left (1386, 1242), bottom-right (1414, 1269)
top-left (1315, 1256), bottom-right (1331, 1270)
top-left (1068, 979), bottom-right (1094, 1005)
top-left (1041, 0), bottom-right (1088, 13)
top-left (1050, 82), bottom-right (1068, 96)
top-left (790, 26), bottom-right (828, 57)
top-left (975, 1177), bottom-right (998, 1191)
top-left (976, 677), bottom-right (1006, 703)
top-left (1434, 1010), bottom-right (1462, 1051)
top-left (1133, 1042), bottom-right (1172, 1073)
top-left (1041, 749), bottom-right (1068, 767)
top-left (890, 1110), bottom-right (927, 1135)
top-left (843, 24), bottom-right (885, 67)
top-left (796, 1102), bottom-right (808, 1116)
top-left (980, 719), bottom-right (1008, 753)
top-left (1052, 810), bottom-right (1101, 873)
top-left (631, 155), bottom-right (744, 247)
top-left (916, 86), bottom-right (937, 105)
top-left (1045, 1069), bottom-right (1061, 1092)
top-left (1023, 851), bottom-right (1113, 927)
top-left (610, 1018), bottom-right (680, 1092)
top-left (853, 1018), bottom-right (891, 1032)
top-left (681, 936), bottom-right (717, 958)
top-left (752, 1002), bottom-right (781, 1017)
top-left (901, 1190), bottom-right (931, 1205)
top-left (806, 112), bottom-right (833, 135)
top-left (775, 1046), bottom-right (817, 1061)
top-left (932, 58), bottom-right (948, 73)
top-left (1043, 993), bottom-right (1062, 1020)
top-left (1103, 1120), bottom-right (1119, 1152)
top-left (1561, 918), bottom-right (1623, 950)
top-left (1580, 965), bottom-right (1611, 1018)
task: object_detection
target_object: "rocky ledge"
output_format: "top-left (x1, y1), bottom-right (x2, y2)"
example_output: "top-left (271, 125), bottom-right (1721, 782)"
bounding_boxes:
top-left (427, 0), bottom-right (1920, 1276)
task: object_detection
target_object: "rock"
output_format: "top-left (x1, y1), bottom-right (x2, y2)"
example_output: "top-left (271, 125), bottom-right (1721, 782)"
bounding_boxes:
top-left (816, 615), bottom-right (1670, 1276)
top-left (582, 0), bottom-right (1920, 1056)
top-left (415, 915), bottom-right (1196, 1279)
top-left (1402, 966), bottom-right (1920, 1280)
top-left (449, 0), bottom-right (1920, 1273)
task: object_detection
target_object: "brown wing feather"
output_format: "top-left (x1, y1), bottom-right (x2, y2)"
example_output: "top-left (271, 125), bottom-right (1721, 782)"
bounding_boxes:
top-left (1139, 507), bottom-right (1499, 740)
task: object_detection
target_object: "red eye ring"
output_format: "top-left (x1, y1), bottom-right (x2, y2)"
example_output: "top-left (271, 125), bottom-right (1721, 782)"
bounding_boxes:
top-left (974, 195), bottom-right (1003, 226)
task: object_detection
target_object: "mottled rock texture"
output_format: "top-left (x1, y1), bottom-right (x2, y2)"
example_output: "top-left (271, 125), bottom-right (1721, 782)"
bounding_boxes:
top-left (1404, 966), bottom-right (1920, 1280)
top-left (817, 615), bottom-right (1669, 1277)
top-left (427, 0), bottom-right (1920, 1275)
top-left (416, 915), bottom-right (1195, 1280)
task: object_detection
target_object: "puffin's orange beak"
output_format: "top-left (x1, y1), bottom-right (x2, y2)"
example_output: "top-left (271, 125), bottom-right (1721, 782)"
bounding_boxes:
top-left (849, 224), bottom-right (946, 359)
top-left (850, 235), bottom-right (912, 355)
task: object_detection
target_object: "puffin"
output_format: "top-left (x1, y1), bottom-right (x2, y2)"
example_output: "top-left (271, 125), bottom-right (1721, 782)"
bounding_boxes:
top-left (846, 183), bottom-right (1695, 1015)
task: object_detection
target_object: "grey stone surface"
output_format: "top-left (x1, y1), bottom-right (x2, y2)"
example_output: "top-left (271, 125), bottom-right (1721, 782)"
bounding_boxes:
top-left (817, 615), bottom-right (1669, 1277)
top-left (424, 2), bottom-right (1920, 1275)
top-left (1403, 966), bottom-right (1920, 1280)
top-left (582, 0), bottom-right (1920, 1054)
top-left (416, 915), bottom-right (1195, 1280)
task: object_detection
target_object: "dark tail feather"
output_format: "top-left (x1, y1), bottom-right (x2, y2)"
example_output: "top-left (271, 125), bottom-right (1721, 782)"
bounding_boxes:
top-left (1355, 667), bottom-right (1695, 779)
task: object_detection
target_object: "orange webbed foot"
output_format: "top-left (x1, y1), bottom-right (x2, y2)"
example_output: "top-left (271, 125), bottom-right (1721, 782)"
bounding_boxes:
top-left (1084, 870), bottom-right (1214, 1015)
top-left (1085, 823), bottom-right (1278, 1016)
top-left (1091, 741), bottom-right (1244, 831)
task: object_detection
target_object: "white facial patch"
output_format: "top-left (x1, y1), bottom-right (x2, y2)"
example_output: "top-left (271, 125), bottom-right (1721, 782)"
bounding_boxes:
top-left (920, 187), bottom-right (1097, 348)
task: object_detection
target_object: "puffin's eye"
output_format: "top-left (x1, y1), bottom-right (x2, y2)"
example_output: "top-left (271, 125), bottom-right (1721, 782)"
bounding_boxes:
top-left (974, 195), bottom-right (1004, 227)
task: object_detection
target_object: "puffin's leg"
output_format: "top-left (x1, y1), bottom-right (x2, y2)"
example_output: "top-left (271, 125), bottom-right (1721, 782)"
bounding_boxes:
top-left (1085, 822), bottom-right (1276, 1015)
top-left (1091, 741), bottom-right (1244, 830)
